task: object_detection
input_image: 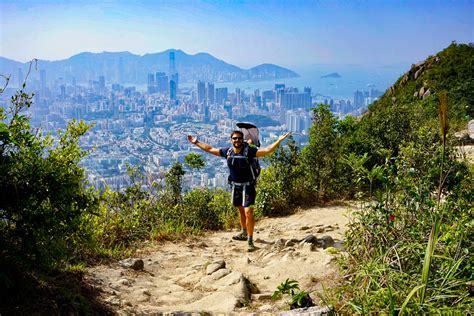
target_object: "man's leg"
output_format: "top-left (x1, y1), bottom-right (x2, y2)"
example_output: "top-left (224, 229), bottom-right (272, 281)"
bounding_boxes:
top-left (232, 205), bottom-right (248, 241)
top-left (239, 206), bottom-right (247, 230)
top-left (244, 207), bottom-right (254, 237)
top-left (245, 207), bottom-right (256, 251)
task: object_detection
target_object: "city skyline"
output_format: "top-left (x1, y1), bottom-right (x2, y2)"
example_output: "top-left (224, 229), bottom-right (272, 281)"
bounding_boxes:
top-left (1, 0), bottom-right (473, 68)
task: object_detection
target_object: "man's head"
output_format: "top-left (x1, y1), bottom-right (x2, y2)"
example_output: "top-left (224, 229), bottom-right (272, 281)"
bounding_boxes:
top-left (230, 130), bottom-right (244, 149)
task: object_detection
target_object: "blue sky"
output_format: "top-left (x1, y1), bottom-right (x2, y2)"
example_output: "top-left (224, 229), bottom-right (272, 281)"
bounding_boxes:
top-left (1, 0), bottom-right (473, 68)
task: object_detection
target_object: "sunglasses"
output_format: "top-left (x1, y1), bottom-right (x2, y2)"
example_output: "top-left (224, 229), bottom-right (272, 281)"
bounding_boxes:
top-left (232, 137), bottom-right (243, 140)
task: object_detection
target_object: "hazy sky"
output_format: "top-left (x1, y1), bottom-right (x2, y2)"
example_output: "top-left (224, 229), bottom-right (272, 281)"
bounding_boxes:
top-left (1, 0), bottom-right (473, 68)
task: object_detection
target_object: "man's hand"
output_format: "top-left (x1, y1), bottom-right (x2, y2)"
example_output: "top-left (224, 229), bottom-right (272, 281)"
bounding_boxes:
top-left (278, 132), bottom-right (291, 142)
top-left (187, 135), bottom-right (198, 144)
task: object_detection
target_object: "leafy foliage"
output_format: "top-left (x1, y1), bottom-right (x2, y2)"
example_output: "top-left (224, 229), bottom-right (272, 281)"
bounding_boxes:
top-left (272, 279), bottom-right (314, 309)
top-left (0, 87), bottom-right (99, 270)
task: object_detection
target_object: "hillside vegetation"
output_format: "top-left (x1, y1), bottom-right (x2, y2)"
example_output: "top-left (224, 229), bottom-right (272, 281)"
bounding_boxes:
top-left (0, 43), bottom-right (472, 314)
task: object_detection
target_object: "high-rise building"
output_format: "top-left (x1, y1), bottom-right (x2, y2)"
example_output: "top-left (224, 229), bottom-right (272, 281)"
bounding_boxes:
top-left (169, 52), bottom-right (178, 100)
top-left (262, 90), bottom-right (274, 101)
top-left (197, 80), bottom-right (206, 104)
top-left (169, 79), bottom-right (177, 100)
top-left (353, 90), bottom-right (364, 108)
top-left (275, 83), bottom-right (285, 90)
top-left (206, 82), bottom-right (215, 104)
top-left (169, 51), bottom-right (176, 74)
top-left (147, 73), bottom-right (155, 94)
top-left (236, 88), bottom-right (241, 105)
top-left (204, 105), bottom-right (210, 123)
top-left (155, 72), bottom-right (168, 93)
top-left (216, 87), bottom-right (228, 105)
top-left (280, 90), bottom-right (312, 110)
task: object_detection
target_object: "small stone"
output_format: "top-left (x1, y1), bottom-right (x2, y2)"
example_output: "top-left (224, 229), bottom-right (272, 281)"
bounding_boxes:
top-left (300, 226), bottom-right (311, 230)
top-left (119, 258), bottom-right (144, 271)
top-left (263, 276), bottom-right (270, 280)
top-left (117, 278), bottom-right (131, 286)
top-left (206, 260), bottom-right (226, 275)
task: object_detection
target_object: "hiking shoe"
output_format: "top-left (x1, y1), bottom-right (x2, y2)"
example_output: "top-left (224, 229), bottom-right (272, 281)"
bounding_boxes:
top-left (232, 231), bottom-right (248, 241)
top-left (248, 240), bottom-right (256, 252)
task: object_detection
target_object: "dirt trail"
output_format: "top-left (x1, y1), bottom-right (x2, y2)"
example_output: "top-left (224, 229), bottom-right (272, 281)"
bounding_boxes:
top-left (86, 204), bottom-right (355, 314)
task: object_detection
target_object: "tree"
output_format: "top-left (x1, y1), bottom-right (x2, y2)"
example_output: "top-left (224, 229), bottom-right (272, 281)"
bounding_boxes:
top-left (301, 104), bottom-right (340, 200)
top-left (0, 81), bottom-right (98, 270)
top-left (164, 162), bottom-right (185, 205)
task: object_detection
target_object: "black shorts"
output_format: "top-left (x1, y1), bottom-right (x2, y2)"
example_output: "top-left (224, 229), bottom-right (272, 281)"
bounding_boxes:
top-left (230, 183), bottom-right (256, 207)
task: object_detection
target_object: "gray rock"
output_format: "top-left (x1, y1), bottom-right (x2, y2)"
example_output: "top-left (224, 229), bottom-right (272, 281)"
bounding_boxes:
top-left (318, 235), bottom-right (335, 249)
top-left (414, 67), bottom-right (424, 79)
top-left (301, 235), bottom-right (318, 244)
top-left (119, 258), bottom-right (144, 271)
top-left (206, 260), bottom-right (225, 275)
top-left (422, 88), bottom-right (431, 99)
top-left (215, 271), bottom-right (244, 287)
top-left (469, 120), bottom-right (474, 139)
top-left (419, 86), bottom-right (425, 96)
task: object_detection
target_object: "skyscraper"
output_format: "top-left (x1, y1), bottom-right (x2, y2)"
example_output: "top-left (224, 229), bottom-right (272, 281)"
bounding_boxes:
top-left (169, 52), bottom-right (178, 100)
top-left (206, 82), bottom-right (215, 104)
top-left (147, 73), bottom-right (155, 94)
top-left (169, 51), bottom-right (176, 75)
top-left (236, 88), bottom-right (241, 105)
top-left (197, 80), bottom-right (206, 104)
top-left (155, 72), bottom-right (169, 94)
top-left (216, 87), bottom-right (228, 105)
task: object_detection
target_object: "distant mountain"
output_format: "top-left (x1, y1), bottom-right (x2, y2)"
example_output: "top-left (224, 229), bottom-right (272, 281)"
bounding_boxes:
top-left (0, 50), bottom-right (299, 85)
top-left (321, 72), bottom-right (341, 78)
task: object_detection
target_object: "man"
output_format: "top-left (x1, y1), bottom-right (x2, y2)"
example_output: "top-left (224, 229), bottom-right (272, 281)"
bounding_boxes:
top-left (187, 130), bottom-right (290, 251)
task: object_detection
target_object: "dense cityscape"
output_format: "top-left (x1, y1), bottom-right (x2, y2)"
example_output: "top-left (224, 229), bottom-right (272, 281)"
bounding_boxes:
top-left (1, 52), bottom-right (383, 191)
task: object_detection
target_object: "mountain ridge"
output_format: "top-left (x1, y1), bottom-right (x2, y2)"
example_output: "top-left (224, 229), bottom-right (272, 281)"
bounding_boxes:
top-left (0, 50), bottom-right (299, 85)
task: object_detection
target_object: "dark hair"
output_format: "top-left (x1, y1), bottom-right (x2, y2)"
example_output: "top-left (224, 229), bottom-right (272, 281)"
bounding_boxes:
top-left (230, 130), bottom-right (244, 138)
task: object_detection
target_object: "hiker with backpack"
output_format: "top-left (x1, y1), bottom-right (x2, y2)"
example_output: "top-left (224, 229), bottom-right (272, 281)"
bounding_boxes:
top-left (187, 130), bottom-right (290, 252)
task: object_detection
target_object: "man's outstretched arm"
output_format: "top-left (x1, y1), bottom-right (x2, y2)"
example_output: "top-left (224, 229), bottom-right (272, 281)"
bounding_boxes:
top-left (256, 132), bottom-right (291, 158)
top-left (187, 135), bottom-right (221, 157)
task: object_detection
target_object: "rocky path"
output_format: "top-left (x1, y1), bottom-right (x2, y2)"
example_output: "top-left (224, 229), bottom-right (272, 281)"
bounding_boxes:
top-left (85, 204), bottom-right (354, 315)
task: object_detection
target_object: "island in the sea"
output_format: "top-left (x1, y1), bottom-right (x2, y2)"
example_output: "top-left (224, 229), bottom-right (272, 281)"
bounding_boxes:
top-left (321, 72), bottom-right (342, 78)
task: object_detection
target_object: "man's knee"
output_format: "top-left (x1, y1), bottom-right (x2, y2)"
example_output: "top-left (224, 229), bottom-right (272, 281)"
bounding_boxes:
top-left (244, 207), bottom-right (254, 217)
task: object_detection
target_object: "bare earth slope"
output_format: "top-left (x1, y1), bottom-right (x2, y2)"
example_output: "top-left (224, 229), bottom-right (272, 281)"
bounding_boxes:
top-left (86, 204), bottom-right (354, 314)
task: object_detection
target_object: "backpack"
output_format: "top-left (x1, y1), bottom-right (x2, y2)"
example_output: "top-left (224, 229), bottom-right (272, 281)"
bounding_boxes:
top-left (226, 143), bottom-right (261, 182)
